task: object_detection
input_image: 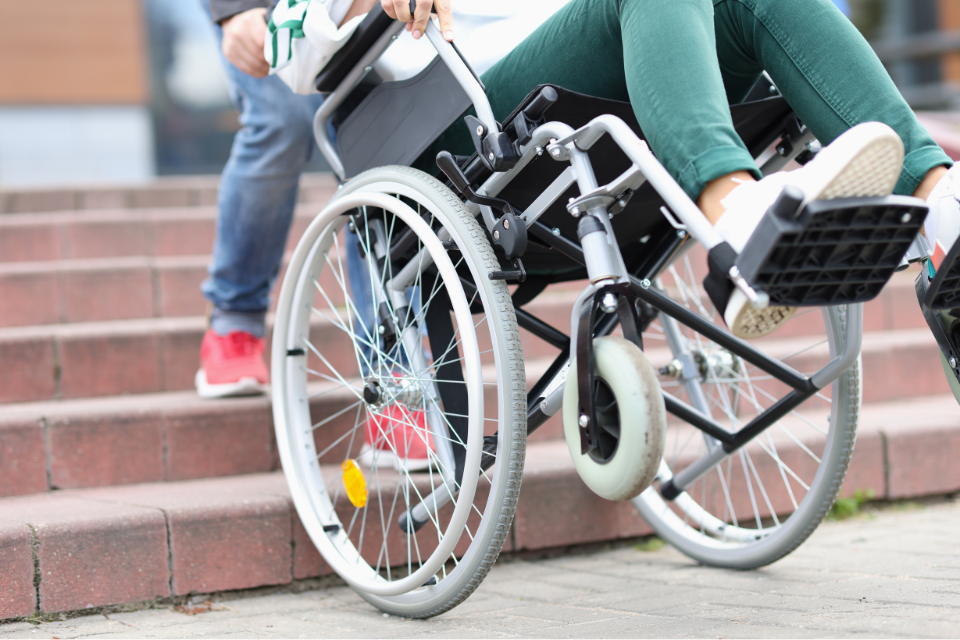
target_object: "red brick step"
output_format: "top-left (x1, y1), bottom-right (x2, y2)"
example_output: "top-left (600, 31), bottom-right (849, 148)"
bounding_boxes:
top-left (0, 205), bottom-right (319, 264)
top-left (1, 394), bottom-right (958, 621)
top-left (0, 310), bottom-right (947, 403)
top-left (0, 174), bottom-right (336, 215)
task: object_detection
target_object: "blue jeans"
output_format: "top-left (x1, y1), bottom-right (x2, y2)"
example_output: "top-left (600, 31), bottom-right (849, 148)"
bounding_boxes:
top-left (201, 0), bottom-right (325, 337)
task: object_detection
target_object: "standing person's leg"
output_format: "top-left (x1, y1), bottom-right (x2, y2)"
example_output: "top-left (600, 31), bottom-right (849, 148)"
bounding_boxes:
top-left (197, 0), bottom-right (324, 398)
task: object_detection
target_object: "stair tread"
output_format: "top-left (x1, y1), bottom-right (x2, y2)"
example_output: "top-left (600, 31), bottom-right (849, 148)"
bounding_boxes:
top-left (2, 391), bottom-right (959, 502)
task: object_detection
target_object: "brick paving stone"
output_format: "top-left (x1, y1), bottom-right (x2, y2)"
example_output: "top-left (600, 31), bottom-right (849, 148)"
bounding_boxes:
top-left (130, 188), bottom-right (193, 210)
top-left (79, 189), bottom-right (128, 211)
top-left (6, 190), bottom-right (75, 214)
top-left (155, 257), bottom-right (208, 318)
top-left (291, 512), bottom-right (331, 580)
top-left (63, 218), bottom-right (150, 261)
top-left (860, 329), bottom-right (952, 402)
top-left (0, 419), bottom-right (48, 497)
top-left (0, 519), bottom-right (36, 619)
top-left (0, 334), bottom-right (55, 403)
top-left (155, 323), bottom-right (205, 392)
top-left (513, 441), bottom-right (621, 551)
top-left (77, 480), bottom-right (292, 596)
top-left (46, 412), bottom-right (164, 489)
top-left (150, 215), bottom-right (217, 258)
top-left (0, 265), bottom-right (59, 326)
top-left (862, 395), bottom-right (960, 499)
top-left (163, 401), bottom-right (274, 481)
top-left (59, 259), bottom-right (154, 323)
top-left (0, 494), bottom-right (169, 613)
top-left (0, 392), bottom-right (281, 493)
top-left (57, 326), bottom-right (161, 398)
top-left (0, 220), bottom-right (60, 263)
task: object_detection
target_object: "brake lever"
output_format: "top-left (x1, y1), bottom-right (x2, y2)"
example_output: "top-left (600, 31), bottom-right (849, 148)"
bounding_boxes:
top-left (436, 151), bottom-right (518, 214)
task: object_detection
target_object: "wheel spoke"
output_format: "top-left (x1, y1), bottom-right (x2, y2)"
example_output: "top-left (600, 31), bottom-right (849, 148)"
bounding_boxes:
top-left (637, 257), bottom-right (854, 561)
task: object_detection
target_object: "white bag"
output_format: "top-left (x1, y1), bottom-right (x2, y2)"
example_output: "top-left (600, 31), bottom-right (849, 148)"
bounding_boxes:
top-left (265, 0), bottom-right (364, 94)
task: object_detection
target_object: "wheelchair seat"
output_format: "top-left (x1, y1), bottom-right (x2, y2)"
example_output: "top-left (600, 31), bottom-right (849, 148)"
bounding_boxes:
top-left (327, 45), bottom-right (798, 281)
top-left (480, 86), bottom-right (796, 279)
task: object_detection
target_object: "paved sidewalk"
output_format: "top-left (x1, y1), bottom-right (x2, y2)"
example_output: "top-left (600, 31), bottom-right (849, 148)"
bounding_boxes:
top-left (3, 498), bottom-right (960, 639)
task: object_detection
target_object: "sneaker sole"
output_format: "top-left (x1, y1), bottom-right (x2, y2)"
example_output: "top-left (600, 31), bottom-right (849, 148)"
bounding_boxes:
top-left (357, 444), bottom-right (433, 473)
top-left (726, 289), bottom-right (798, 340)
top-left (795, 122), bottom-right (904, 204)
top-left (727, 123), bottom-right (904, 339)
top-left (195, 369), bottom-right (268, 399)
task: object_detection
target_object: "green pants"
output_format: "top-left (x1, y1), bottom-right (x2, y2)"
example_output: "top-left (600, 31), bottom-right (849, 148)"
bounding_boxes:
top-left (422, 0), bottom-right (952, 200)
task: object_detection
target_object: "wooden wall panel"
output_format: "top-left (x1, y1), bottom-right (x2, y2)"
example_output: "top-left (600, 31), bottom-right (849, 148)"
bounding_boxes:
top-left (0, 0), bottom-right (148, 104)
top-left (939, 0), bottom-right (960, 83)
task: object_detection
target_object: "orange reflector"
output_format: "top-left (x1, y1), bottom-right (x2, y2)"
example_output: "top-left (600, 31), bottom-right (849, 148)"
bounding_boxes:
top-left (341, 459), bottom-right (368, 508)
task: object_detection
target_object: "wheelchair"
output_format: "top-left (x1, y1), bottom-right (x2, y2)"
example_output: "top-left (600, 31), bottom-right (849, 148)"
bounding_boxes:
top-left (270, 5), bottom-right (930, 618)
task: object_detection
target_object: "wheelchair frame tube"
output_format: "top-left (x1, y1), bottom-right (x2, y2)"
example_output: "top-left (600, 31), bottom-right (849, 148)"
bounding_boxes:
top-left (312, 21), bottom-right (405, 179)
top-left (313, 20), bottom-right (498, 180)
top-left (423, 23), bottom-right (498, 135)
top-left (658, 303), bottom-right (863, 499)
top-left (545, 115), bottom-right (726, 252)
top-left (466, 122), bottom-right (578, 232)
top-left (629, 277), bottom-right (814, 391)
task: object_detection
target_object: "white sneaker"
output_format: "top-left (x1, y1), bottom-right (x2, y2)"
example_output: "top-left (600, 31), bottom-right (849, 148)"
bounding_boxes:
top-left (923, 163), bottom-right (960, 272)
top-left (714, 122), bottom-right (905, 339)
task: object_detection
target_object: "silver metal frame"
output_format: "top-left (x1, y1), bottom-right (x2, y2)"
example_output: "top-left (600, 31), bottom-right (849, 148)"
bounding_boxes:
top-left (310, 18), bottom-right (864, 523)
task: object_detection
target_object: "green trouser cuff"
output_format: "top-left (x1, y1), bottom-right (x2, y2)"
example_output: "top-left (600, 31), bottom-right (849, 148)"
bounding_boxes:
top-left (895, 145), bottom-right (954, 196)
top-left (678, 145), bottom-right (762, 201)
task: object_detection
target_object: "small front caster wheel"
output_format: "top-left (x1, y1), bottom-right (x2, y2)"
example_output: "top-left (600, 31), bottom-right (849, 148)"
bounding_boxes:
top-left (563, 336), bottom-right (666, 501)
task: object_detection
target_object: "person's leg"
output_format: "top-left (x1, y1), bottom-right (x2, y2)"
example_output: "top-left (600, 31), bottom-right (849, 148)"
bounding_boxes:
top-left (424, 0), bottom-right (905, 340)
top-left (202, 68), bottom-right (324, 334)
top-left (200, 0), bottom-right (324, 336)
top-left (197, 0), bottom-right (324, 397)
top-left (711, 0), bottom-right (952, 197)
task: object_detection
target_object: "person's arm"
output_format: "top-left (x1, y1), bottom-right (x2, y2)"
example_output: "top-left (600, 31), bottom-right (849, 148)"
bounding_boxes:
top-left (221, 8), bottom-right (271, 77)
top-left (209, 0), bottom-right (272, 24)
top-left (381, 0), bottom-right (454, 41)
top-left (221, 0), bottom-right (392, 79)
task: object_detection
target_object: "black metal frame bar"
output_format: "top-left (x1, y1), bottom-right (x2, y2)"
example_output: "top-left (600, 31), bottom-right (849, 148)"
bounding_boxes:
top-left (519, 220), bottom-right (821, 456)
top-left (627, 277), bottom-right (815, 393)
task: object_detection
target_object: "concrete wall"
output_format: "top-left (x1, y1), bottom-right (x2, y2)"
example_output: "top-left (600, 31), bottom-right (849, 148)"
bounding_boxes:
top-left (0, 0), bottom-right (153, 186)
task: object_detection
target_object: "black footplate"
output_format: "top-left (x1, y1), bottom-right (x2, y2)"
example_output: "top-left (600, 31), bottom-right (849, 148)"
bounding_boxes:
top-left (921, 237), bottom-right (960, 310)
top-left (736, 189), bottom-right (928, 307)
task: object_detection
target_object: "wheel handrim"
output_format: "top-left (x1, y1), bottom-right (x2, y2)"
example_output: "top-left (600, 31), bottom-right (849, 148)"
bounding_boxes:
top-left (634, 254), bottom-right (855, 556)
top-left (274, 190), bottom-right (491, 596)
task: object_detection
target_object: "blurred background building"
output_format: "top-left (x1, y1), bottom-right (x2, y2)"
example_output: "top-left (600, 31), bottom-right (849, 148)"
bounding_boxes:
top-left (0, 0), bottom-right (956, 187)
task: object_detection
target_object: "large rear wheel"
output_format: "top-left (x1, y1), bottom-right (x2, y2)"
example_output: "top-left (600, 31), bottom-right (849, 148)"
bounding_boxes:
top-left (272, 166), bottom-right (525, 616)
top-left (633, 253), bottom-right (860, 569)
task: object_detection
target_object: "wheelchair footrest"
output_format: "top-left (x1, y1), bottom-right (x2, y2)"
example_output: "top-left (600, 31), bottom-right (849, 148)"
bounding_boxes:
top-left (736, 195), bottom-right (927, 307)
top-left (916, 271), bottom-right (960, 385)
top-left (922, 236), bottom-right (960, 310)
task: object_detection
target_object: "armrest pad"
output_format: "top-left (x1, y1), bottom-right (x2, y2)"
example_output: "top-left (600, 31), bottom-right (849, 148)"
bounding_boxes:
top-left (315, 4), bottom-right (395, 93)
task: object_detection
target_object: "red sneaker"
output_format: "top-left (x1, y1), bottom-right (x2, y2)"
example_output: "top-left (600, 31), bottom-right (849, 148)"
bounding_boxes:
top-left (195, 329), bottom-right (269, 399)
top-left (359, 402), bottom-right (435, 472)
